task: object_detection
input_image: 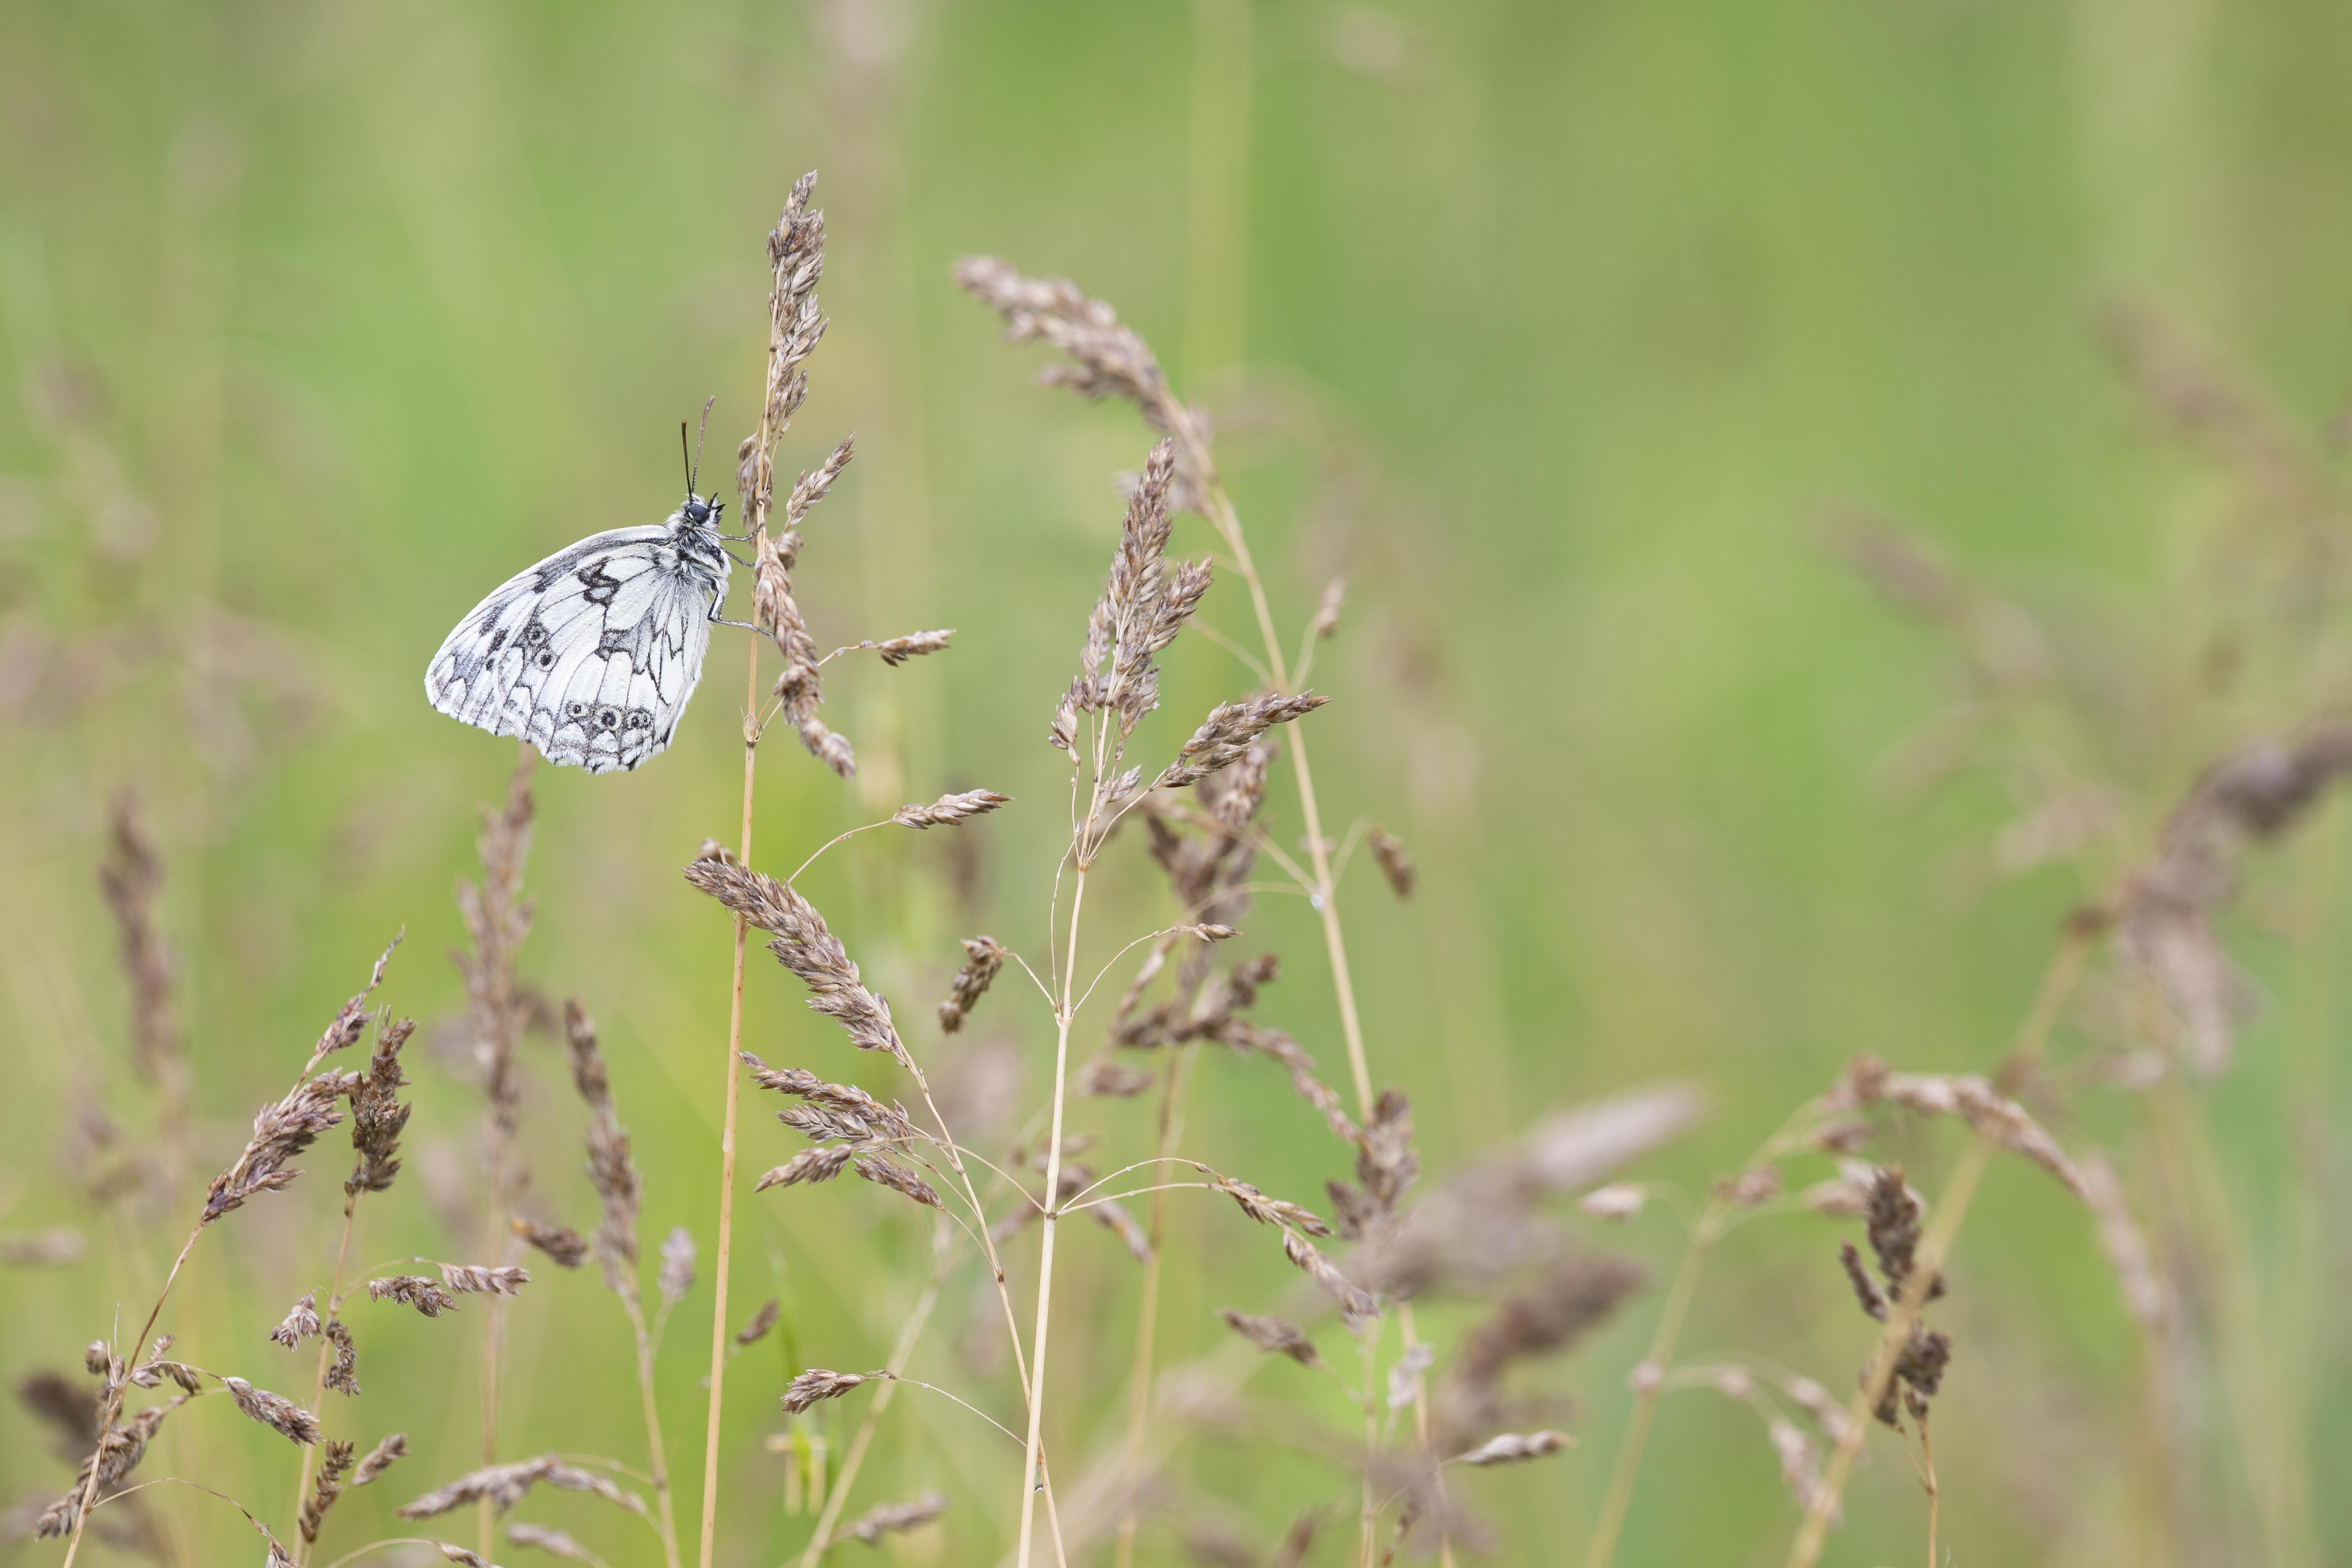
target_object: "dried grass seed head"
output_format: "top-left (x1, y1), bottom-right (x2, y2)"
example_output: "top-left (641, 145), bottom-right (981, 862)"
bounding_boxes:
top-left (438, 1263), bottom-right (530, 1297)
top-left (684, 860), bottom-right (907, 1062)
top-left (205, 1072), bottom-right (358, 1225)
top-left (512, 1219), bottom-right (589, 1269)
top-left (1218, 1309), bottom-right (1322, 1368)
top-left (734, 1298), bottom-right (781, 1348)
top-left (300, 1439), bottom-right (355, 1544)
top-left (223, 1376), bottom-right (322, 1444)
top-left (780, 1367), bottom-right (879, 1414)
top-left (741, 1053), bottom-right (914, 1142)
top-left (853, 1155), bottom-right (943, 1210)
top-left (893, 789), bottom-right (1011, 829)
top-left (347, 1014), bottom-right (415, 1196)
top-left (396, 1455), bottom-right (645, 1521)
top-left (272, 1293), bottom-right (322, 1350)
top-left (1367, 827), bottom-right (1415, 899)
top-left (938, 935), bottom-right (1005, 1033)
top-left (322, 1321), bottom-right (358, 1395)
top-left (354, 1431), bottom-right (407, 1486)
top-left (1158, 692), bottom-right (1330, 789)
top-left (756, 1146), bottom-right (856, 1191)
top-left (952, 257), bottom-right (1173, 425)
top-left (368, 1275), bottom-right (459, 1318)
top-left (844, 1490), bottom-right (947, 1544)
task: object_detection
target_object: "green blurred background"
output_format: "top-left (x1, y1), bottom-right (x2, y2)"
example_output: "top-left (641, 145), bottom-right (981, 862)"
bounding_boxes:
top-left (5, 0), bottom-right (2352, 1563)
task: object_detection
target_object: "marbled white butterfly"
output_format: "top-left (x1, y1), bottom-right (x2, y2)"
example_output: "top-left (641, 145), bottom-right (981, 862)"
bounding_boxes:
top-left (425, 423), bottom-right (740, 774)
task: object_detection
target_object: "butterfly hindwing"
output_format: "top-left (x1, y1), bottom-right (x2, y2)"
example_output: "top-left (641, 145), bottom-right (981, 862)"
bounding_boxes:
top-left (425, 519), bottom-right (728, 774)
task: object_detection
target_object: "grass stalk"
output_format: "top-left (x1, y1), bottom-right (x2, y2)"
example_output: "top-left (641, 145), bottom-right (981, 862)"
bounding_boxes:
top-left (1015, 865), bottom-right (1089, 1568)
top-left (623, 1290), bottom-right (684, 1568)
top-left (694, 638), bottom-right (762, 1568)
top-left (1110, 1042), bottom-right (1197, 1568)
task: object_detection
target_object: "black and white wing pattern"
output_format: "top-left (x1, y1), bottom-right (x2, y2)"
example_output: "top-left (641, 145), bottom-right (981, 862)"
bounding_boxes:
top-left (425, 523), bottom-right (730, 774)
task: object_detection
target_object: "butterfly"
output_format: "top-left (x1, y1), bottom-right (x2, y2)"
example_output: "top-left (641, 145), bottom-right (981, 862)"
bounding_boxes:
top-left (425, 424), bottom-right (742, 774)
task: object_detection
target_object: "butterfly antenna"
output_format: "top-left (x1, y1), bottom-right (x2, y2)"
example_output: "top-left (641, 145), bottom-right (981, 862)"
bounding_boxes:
top-left (679, 420), bottom-right (693, 498)
top-left (691, 395), bottom-right (716, 495)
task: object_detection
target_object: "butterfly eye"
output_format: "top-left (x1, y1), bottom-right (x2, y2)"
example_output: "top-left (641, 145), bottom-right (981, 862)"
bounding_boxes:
top-left (566, 701), bottom-right (587, 719)
top-left (536, 650), bottom-right (556, 669)
top-left (595, 707), bottom-right (620, 729)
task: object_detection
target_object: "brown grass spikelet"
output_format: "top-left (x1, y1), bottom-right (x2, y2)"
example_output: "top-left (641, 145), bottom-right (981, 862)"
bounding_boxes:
top-left (322, 1321), bottom-right (358, 1395)
top-left (951, 256), bottom-right (1172, 427)
top-left (353, 1431), bottom-right (406, 1486)
top-left (843, 1489), bottom-right (947, 1544)
top-left (346, 1014), bottom-right (414, 1196)
top-left (222, 1376), bottom-right (322, 1444)
top-left (1455, 1431), bottom-right (1571, 1467)
top-left (1158, 693), bottom-right (1330, 789)
top-left (315, 934), bottom-right (401, 1061)
top-left (874, 629), bottom-right (953, 666)
top-left (683, 860), bottom-right (907, 1062)
top-left (853, 1155), bottom-right (943, 1211)
top-left (437, 1263), bottom-right (530, 1297)
top-left (938, 935), bottom-right (1005, 1033)
top-left (395, 1455), bottom-right (646, 1520)
top-left (1367, 827), bottom-right (1415, 899)
top-left (1857, 1166), bottom-right (1940, 1303)
top-left (271, 1292), bottom-right (321, 1350)
top-left (734, 1298), bottom-right (780, 1349)
top-left (511, 1219), bottom-right (588, 1269)
top-left (739, 173), bottom-right (855, 780)
top-left (755, 1146), bottom-right (855, 1191)
top-left (299, 1439), bottom-right (354, 1544)
top-left (892, 789), bottom-right (1012, 829)
top-left (368, 1276), bottom-right (459, 1318)
top-left (1215, 1177), bottom-right (1331, 1237)
top-left (1281, 1230), bottom-right (1377, 1324)
top-left (780, 1367), bottom-right (880, 1414)
top-left (1217, 1309), bottom-right (1322, 1367)
top-left (204, 1071), bottom-right (357, 1225)
top-left (740, 1053), bottom-right (915, 1141)
top-left (128, 1344), bottom-right (202, 1394)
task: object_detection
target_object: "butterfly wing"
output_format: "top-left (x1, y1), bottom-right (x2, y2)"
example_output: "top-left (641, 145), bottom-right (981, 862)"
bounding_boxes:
top-left (425, 524), bottom-right (728, 774)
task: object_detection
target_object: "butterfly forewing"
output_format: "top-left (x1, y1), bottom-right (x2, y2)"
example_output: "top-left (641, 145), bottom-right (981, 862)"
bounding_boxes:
top-left (425, 516), bottom-right (728, 774)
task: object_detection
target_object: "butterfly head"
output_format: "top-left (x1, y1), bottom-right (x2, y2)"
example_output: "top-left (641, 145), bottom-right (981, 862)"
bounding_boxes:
top-left (679, 491), bottom-right (724, 531)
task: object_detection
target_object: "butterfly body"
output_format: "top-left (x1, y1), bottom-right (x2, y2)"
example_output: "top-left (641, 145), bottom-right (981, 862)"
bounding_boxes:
top-left (426, 495), bottom-right (732, 773)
